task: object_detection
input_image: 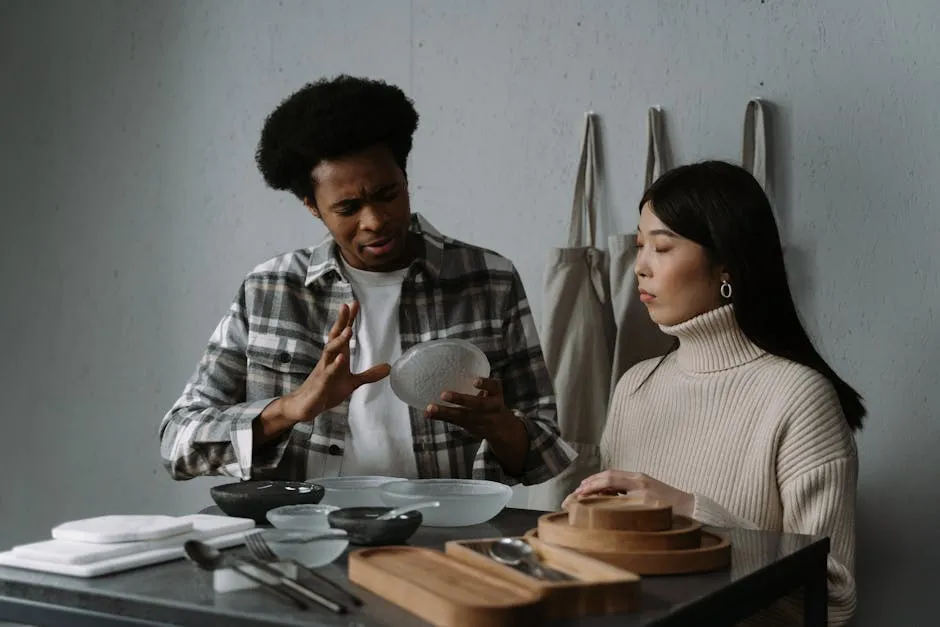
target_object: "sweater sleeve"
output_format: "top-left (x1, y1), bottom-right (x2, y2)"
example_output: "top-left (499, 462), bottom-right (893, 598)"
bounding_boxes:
top-left (692, 371), bottom-right (858, 627)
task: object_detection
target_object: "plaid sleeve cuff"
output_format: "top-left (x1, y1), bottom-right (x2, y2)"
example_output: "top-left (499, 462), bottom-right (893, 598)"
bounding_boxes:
top-left (474, 411), bottom-right (577, 487)
top-left (516, 412), bottom-right (577, 485)
top-left (223, 398), bottom-right (293, 479)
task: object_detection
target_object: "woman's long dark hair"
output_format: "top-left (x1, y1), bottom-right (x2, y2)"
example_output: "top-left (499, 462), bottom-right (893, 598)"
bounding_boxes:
top-left (640, 161), bottom-right (866, 431)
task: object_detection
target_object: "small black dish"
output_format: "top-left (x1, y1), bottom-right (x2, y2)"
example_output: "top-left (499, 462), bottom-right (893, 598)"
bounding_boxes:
top-left (209, 480), bottom-right (324, 523)
top-left (327, 507), bottom-right (422, 546)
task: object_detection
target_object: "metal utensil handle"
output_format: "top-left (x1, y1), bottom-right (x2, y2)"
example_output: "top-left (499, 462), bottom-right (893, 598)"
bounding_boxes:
top-left (241, 558), bottom-right (346, 614)
top-left (243, 531), bottom-right (363, 607)
top-left (232, 564), bottom-right (308, 610)
top-left (279, 576), bottom-right (346, 614)
top-left (540, 565), bottom-right (574, 582)
top-left (525, 556), bottom-right (574, 582)
top-left (523, 557), bottom-right (550, 579)
top-left (287, 559), bottom-right (364, 607)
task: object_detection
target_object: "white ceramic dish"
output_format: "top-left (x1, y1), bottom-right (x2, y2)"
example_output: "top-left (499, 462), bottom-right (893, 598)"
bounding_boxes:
top-left (257, 528), bottom-right (349, 567)
top-left (51, 515), bottom-right (193, 544)
top-left (13, 514), bottom-right (252, 565)
top-left (379, 479), bottom-right (513, 527)
top-left (389, 338), bottom-right (491, 409)
top-left (309, 476), bottom-right (406, 508)
top-left (265, 504), bottom-right (339, 531)
top-left (0, 515), bottom-right (252, 577)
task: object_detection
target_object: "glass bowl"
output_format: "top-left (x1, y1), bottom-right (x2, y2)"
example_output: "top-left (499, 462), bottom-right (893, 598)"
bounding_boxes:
top-left (389, 338), bottom-right (491, 409)
top-left (309, 476), bottom-right (407, 508)
top-left (257, 528), bottom-right (349, 567)
top-left (378, 479), bottom-right (512, 527)
top-left (265, 504), bottom-right (339, 531)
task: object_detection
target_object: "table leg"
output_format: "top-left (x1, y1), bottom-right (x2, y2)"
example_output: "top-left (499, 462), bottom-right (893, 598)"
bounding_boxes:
top-left (803, 553), bottom-right (828, 626)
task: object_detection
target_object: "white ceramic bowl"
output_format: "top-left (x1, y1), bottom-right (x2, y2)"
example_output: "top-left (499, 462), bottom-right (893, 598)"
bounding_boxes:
top-left (389, 338), bottom-right (491, 409)
top-left (379, 479), bottom-right (513, 527)
top-left (309, 476), bottom-right (406, 508)
top-left (258, 528), bottom-right (349, 567)
top-left (265, 504), bottom-right (339, 531)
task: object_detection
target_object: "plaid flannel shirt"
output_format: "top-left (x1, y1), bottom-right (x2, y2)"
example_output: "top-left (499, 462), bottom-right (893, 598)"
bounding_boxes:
top-left (159, 213), bottom-right (576, 486)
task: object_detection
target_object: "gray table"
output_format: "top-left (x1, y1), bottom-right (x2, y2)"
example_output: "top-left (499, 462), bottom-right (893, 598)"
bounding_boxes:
top-left (0, 508), bottom-right (829, 627)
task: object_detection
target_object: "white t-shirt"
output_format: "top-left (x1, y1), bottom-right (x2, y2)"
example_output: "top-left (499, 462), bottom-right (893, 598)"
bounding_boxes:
top-left (338, 260), bottom-right (418, 478)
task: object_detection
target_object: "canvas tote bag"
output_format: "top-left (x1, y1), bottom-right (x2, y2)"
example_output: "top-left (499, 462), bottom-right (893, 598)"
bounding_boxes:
top-left (528, 112), bottom-right (616, 512)
top-left (742, 98), bottom-right (769, 191)
top-left (607, 107), bottom-right (675, 394)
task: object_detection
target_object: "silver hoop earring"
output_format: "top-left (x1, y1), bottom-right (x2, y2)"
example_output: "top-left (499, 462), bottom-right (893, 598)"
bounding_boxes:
top-left (720, 280), bottom-right (733, 299)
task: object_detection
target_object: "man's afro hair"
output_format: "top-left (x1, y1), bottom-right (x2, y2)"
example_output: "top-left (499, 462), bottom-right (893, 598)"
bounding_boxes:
top-left (255, 75), bottom-right (419, 201)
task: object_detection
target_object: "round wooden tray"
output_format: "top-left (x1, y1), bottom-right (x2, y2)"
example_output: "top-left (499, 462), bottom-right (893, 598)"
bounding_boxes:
top-left (525, 528), bottom-right (731, 576)
top-left (567, 496), bottom-right (673, 531)
top-left (539, 512), bottom-right (702, 552)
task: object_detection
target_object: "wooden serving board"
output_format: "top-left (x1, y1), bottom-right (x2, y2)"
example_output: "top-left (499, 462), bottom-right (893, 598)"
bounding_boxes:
top-left (568, 496), bottom-right (673, 531)
top-left (540, 512), bottom-right (702, 552)
top-left (445, 537), bottom-right (641, 619)
top-left (347, 546), bottom-right (542, 627)
top-left (526, 528), bottom-right (732, 575)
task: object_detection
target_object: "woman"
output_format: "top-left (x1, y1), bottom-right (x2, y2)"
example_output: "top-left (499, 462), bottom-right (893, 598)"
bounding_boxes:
top-left (565, 161), bottom-right (862, 625)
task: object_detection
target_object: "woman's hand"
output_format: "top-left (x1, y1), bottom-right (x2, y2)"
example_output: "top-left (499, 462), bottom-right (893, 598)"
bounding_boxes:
top-left (562, 470), bottom-right (695, 517)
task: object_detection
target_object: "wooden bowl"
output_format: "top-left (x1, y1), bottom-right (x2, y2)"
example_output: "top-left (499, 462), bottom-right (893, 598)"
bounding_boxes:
top-left (526, 528), bottom-right (731, 576)
top-left (567, 496), bottom-right (673, 531)
top-left (539, 512), bottom-right (701, 552)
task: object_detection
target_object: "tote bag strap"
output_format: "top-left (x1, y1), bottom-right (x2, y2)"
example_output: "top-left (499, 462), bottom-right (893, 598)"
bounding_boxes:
top-left (568, 112), bottom-right (599, 248)
top-left (742, 98), bottom-right (768, 191)
top-left (645, 107), bottom-right (667, 189)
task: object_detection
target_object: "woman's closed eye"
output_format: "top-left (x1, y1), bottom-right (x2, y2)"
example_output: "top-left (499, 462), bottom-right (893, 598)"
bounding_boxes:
top-left (635, 241), bottom-right (671, 254)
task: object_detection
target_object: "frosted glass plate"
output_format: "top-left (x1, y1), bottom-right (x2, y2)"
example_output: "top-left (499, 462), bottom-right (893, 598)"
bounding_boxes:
top-left (389, 339), bottom-right (491, 410)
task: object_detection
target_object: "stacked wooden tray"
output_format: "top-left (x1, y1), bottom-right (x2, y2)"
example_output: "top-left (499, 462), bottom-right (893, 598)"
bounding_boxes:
top-left (347, 536), bottom-right (640, 627)
top-left (529, 496), bottom-right (731, 575)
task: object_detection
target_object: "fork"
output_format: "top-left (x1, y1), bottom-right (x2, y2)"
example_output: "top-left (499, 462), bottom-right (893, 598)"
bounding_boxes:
top-left (244, 531), bottom-right (364, 607)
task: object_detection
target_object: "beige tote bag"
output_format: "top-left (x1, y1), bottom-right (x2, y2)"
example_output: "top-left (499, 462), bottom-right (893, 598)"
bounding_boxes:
top-left (742, 97), bottom-right (769, 191)
top-left (528, 113), bottom-right (615, 512)
top-left (608, 108), bottom-right (675, 394)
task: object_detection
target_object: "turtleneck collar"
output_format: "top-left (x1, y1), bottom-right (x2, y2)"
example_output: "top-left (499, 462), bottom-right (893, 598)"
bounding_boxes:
top-left (659, 305), bottom-right (766, 373)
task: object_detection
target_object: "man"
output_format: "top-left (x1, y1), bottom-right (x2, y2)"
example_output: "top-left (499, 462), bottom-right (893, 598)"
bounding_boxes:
top-left (159, 75), bottom-right (575, 486)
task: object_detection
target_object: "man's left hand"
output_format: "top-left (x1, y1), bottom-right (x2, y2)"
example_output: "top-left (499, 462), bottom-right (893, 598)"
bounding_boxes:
top-left (425, 377), bottom-right (510, 439)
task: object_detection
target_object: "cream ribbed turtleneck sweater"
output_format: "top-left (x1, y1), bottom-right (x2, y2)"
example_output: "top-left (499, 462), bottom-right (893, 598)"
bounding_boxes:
top-left (601, 305), bottom-right (857, 626)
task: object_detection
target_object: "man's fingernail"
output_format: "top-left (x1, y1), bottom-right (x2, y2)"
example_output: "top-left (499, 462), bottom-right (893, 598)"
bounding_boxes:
top-left (426, 405), bottom-right (435, 414)
top-left (441, 392), bottom-right (453, 401)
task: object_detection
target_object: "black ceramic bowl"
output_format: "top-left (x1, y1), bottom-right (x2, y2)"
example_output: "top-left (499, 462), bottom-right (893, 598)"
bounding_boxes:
top-left (209, 481), bottom-right (325, 523)
top-left (327, 507), bottom-right (422, 546)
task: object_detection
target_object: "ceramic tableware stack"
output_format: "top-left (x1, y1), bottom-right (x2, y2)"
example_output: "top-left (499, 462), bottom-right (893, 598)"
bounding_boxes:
top-left (527, 495), bottom-right (731, 575)
top-left (0, 514), bottom-right (253, 577)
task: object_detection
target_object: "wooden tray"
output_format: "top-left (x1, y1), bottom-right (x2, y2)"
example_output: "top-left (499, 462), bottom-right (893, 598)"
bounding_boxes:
top-left (540, 512), bottom-right (702, 552)
top-left (568, 496), bottom-right (673, 531)
top-left (526, 528), bottom-right (731, 576)
top-left (348, 546), bottom-right (542, 627)
top-left (445, 537), bottom-right (641, 619)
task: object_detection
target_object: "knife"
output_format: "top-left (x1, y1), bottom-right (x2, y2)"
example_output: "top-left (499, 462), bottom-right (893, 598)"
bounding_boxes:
top-left (237, 557), bottom-right (348, 614)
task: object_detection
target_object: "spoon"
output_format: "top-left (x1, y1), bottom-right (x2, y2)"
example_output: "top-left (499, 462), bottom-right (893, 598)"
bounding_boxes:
top-left (376, 500), bottom-right (441, 521)
top-left (488, 538), bottom-right (569, 582)
top-left (183, 540), bottom-right (307, 609)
